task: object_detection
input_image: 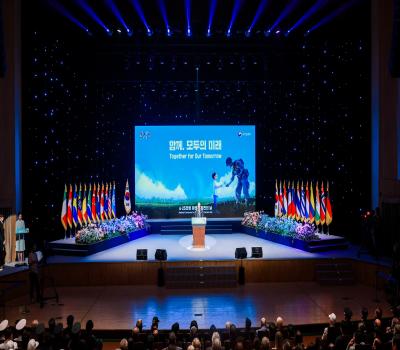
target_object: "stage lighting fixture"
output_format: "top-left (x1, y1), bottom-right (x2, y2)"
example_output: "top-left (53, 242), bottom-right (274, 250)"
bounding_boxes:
top-left (167, 27), bottom-right (172, 36)
top-left (275, 30), bottom-right (281, 34)
top-left (187, 27), bottom-right (192, 37)
top-left (245, 29), bottom-right (251, 37)
top-left (207, 28), bottom-right (211, 37)
top-left (127, 28), bottom-right (133, 36)
top-left (264, 29), bottom-right (271, 37)
top-left (147, 28), bottom-right (153, 36)
top-left (226, 29), bottom-right (232, 37)
top-left (117, 28), bottom-right (122, 33)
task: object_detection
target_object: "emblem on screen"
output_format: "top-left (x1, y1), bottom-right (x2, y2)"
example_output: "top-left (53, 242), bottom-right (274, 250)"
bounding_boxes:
top-left (238, 131), bottom-right (251, 137)
top-left (139, 131), bottom-right (151, 140)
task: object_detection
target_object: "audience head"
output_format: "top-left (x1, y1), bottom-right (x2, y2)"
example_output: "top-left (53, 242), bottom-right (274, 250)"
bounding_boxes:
top-left (120, 338), bottom-right (128, 350)
top-left (67, 315), bottom-right (74, 328)
top-left (211, 332), bottom-right (220, 343)
top-left (235, 341), bottom-right (244, 350)
top-left (375, 307), bottom-right (383, 320)
top-left (190, 326), bottom-right (198, 337)
top-left (282, 340), bottom-right (291, 350)
top-left (171, 322), bottom-right (179, 334)
top-left (210, 325), bottom-right (217, 333)
top-left (132, 327), bottom-right (139, 335)
top-left (245, 317), bottom-right (252, 330)
top-left (192, 337), bottom-right (201, 349)
top-left (276, 317), bottom-right (284, 329)
top-left (225, 321), bottom-right (232, 330)
top-left (27, 339), bottom-right (39, 350)
top-left (361, 307), bottom-right (369, 320)
top-left (328, 313), bottom-right (337, 325)
top-left (253, 336), bottom-right (261, 350)
top-left (168, 332), bottom-right (177, 345)
top-left (295, 330), bottom-right (303, 345)
top-left (190, 320), bottom-right (198, 329)
top-left (344, 307), bottom-right (353, 321)
top-left (187, 345), bottom-right (195, 350)
top-left (212, 337), bottom-right (222, 350)
top-left (86, 320), bottom-right (94, 332)
top-left (136, 319), bottom-right (143, 331)
top-left (260, 337), bottom-right (270, 350)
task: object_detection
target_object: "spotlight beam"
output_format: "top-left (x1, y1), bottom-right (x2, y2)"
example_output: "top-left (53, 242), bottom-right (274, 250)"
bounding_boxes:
top-left (207, 0), bottom-right (217, 36)
top-left (48, 0), bottom-right (89, 33)
top-left (75, 0), bottom-right (110, 33)
top-left (288, 0), bottom-right (330, 33)
top-left (185, 0), bottom-right (191, 36)
top-left (105, 0), bottom-right (131, 34)
top-left (247, 0), bottom-right (268, 34)
top-left (130, 0), bottom-right (151, 33)
top-left (227, 0), bottom-right (243, 36)
top-left (158, 0), bottom-right (171, 35)
top-left (306, 0), bottom-right (360, 34)
top-left (268, 0), bottom-right (301, 33)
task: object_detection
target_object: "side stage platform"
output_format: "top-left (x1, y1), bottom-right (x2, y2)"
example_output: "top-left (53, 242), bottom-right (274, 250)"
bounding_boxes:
top-left (48, 218), bottom-right (348, 256)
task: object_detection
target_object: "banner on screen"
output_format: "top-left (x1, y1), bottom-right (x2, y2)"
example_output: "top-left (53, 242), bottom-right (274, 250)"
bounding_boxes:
top-left (135, 125), bottom-right (256, 218)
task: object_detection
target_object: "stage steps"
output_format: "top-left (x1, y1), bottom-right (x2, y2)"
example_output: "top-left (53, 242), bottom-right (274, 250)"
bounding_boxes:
top-left (315, 261), bottom-right (355, 285)
top-left (165, 265), bottom-right (237, 288)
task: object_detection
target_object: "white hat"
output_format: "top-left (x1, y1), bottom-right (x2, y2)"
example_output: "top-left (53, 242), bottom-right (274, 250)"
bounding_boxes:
top-left (0, 319), bottom-right (8, 331)
top-left (16, 319), bottom-right (26, 331)
top-left (328, 313), bottom-right (337, 322)
top-left (27, 339), bottom-right (39, 350)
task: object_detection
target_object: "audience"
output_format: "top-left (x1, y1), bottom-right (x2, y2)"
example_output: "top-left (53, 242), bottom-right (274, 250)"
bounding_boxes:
top-left (1, 306), bottom-right (399, 350)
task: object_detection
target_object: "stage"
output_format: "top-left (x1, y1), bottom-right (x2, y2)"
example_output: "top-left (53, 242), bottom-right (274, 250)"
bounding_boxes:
top-left (48, 233), bottom-right (355, 263)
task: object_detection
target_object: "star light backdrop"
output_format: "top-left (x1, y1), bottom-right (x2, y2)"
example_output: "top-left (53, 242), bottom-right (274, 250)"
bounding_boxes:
top-left (21, 3), bottom-right (370, 241)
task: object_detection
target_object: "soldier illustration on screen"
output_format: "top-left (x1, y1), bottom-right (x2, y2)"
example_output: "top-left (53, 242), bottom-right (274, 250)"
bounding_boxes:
top-left (225, 157), bottom-right (250, 206)
top-left (211, 172), bottom-right (224, 214)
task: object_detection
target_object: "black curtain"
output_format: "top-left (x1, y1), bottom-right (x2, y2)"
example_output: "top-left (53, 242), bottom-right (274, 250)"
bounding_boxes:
top-left (390, 0), bottom-right (400, 77)
top-left (0, 0), bottom-right (5, 77)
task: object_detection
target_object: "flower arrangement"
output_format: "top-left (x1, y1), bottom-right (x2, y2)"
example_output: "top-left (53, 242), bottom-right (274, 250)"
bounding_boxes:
top-left (243, 212), bottom-right (320, 241)
top-left (75, 212), bottom-right (148, 244)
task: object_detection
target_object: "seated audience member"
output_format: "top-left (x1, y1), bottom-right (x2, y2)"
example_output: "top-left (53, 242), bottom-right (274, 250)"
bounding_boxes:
top-left (257, 318), bottom-right (268, 338)
top-left (322, 313), bottom-right (341, 345)
top-left (211, 337), bottom-right (223, 350)
top-left (163, 332), bottom-right (182, 350)
top-left (294, 330), bottom-right (304, 348)
top-left (260, 337), bottom-right (270, 350)
top-left (171, 323), bottom-right (180, 334)
top-left (27, 339), bottom-right (39, 350)
top-left (346, 330), bottom-right (365, 350)
top-left (252, 337), bottom-right (260, 350)
top-left (119, 338), bottom-right (129, 350)
top-left (151, 317), bottom-right (159, 331)
top-left (0, 328), bottom-right (18, 350)
top-left (192, 338), bottom-right (201, 350)
top-left (190, 326), bottom-right (198, 341)
top-left (275, 331), bottom-right (284, 350)
top-left (136, 320), bottom-right (143, 333)
top-left (361, 307), bottom-right (374, 336)
top-left (336, 322), bottom-right (353, 350)
top-left (393, 335), bottom-right (400, 350)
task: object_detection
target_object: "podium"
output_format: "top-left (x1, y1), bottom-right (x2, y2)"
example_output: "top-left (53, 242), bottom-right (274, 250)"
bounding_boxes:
top-left (191, 217), bottom-right (207, 248)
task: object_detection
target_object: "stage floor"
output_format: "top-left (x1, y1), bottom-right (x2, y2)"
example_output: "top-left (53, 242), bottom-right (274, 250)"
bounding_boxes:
top-left (46, 233), bottom-right (387, 264)
top-left (3, 282), bottom-right (390, 330)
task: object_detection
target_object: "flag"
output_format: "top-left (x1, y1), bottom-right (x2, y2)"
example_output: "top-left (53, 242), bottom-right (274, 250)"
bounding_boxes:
top-left (300, 181), bottom-right (307, 222)
top-left (274, 179), bottom-right (279, 217)
top-left (91, 183), bottom-right (97, 223)
top-left (124, 179), bottom-right (131, 214)
top-left (287, 181), bottom-right (293, 219)
top-left (77, 184), bottom-right (83, 226)
top-left (309, 182), bottom-right (316, 223)
top-left (67, 184), bottom-right (73, 229)
top-left (112, 181), bottom-right (116, 218)
top-left (295, 181), bottom-right (301, 221)
top-left (315, 181), bottom-right (321, 225)
top-left (61, 184), bottom-right (68, 231)
top-left (104, 183), bottom-right (109, 220)
top-left (100, 183), bottom-right (105, 221)
top-left (320, 181), bottom-right (326, 225)
top-left (305, 181), bottom-right (310, 223)
top-left (96, 183), bottom-right (101, 221)
top-left (82, 184), bottom-right (87, 225)
top-left (72, 184), bottom-right (78, 228)
top-left (279, 181), bottom-right (284, 217)
top-left (86, 183), bottom-right (92, 224)
top-left (283, 181), bottom-right (288, 218)
top-left (108, 182), bottom-right (112, 219)
top-left (326, 181), bottom-right (333, 226)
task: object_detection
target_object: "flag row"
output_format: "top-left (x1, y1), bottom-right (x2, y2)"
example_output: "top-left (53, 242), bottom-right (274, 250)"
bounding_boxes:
top-left (274, 180), bottom-right (333, 226)
top-left (61, 182), bottom-right (117, 230)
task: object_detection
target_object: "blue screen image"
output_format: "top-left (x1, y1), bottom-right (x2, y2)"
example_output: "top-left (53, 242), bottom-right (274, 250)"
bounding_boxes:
top-left (135, 125), bottom-right (256, 218)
